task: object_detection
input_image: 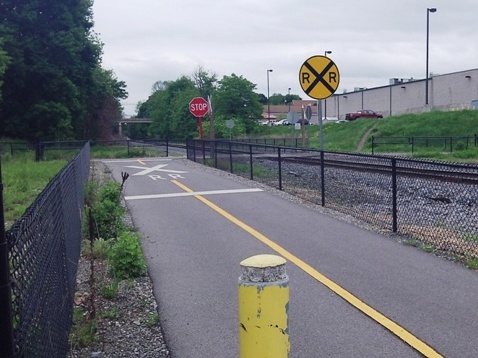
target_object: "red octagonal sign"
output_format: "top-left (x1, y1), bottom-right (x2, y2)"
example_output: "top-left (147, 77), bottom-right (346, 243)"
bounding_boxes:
top-left (189, 97), bottom-right (209, 117)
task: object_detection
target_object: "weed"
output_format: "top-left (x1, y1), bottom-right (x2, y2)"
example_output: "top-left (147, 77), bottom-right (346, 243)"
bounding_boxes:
top-left (100, 307), bottom-right (119, 320)
top-left (466, 255), bottom-right (478, 270)
top-left (402, 238), bottom-right (421, 247)
top-left (421, 244), bottom-right (436, 253)
top-left (91, 182), bottom-right (125, 240)
top-left (69, 319), bottom-right (97, 348)
top-left (107, 231), bottom-right (147, 280)
top-left (463, 233), bottom-right (478, 243)
top-left (146, 312), bottom-right (159, 328)
top-left (99, 281), bottom-right (119, 299)
top-left (72, 306), bottom-right (86, 324)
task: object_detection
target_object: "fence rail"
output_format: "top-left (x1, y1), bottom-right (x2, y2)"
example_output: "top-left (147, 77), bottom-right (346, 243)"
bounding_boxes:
top-left (1, 142), bottom-right (90, 358)
top-left (371, 135), bottom-right (478, 154)
top-left (187, 139), bottom-right (478, 262)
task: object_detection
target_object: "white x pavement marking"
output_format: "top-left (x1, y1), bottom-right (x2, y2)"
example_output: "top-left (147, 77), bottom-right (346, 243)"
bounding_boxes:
top-left (125, 164), bottom-right (188, 176)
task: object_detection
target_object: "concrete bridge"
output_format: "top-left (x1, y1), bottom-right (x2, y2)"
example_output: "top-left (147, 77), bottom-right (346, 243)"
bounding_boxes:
top-left (118, 118), bottom-right (152, 124)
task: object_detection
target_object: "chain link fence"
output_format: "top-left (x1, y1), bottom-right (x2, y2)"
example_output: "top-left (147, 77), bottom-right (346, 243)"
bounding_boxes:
top-left (188, 139), bottom-right (478, 262)
top-left (2, 142), bottom-right (90, 357)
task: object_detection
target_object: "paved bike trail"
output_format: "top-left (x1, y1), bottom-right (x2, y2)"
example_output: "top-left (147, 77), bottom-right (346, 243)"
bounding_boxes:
top-left (103, 157), bottom-right (478, 358)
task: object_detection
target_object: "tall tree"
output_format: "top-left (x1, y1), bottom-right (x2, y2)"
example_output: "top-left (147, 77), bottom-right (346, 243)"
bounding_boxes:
top-left (141, 76), bottom-right (199, 139)
top-left (192, 66), bottom-right (217, 99)
top-left (214, 74), bottom-right (263, 119)
top-left (83, 68), bottom-right (128, 140)
top-left (0, 39), bottom-right (10, 106)
top-left (0, 0), bottom-right (125, 140)
top-left (212, 74), bottom-right (263, 135)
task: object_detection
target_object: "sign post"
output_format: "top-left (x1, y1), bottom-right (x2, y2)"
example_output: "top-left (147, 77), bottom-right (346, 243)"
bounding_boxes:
top-left (299, 55), bottom-right (340, 150)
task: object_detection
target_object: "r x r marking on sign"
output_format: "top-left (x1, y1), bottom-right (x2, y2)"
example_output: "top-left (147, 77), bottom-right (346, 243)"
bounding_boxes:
top-left (302, 60), bottom-right (336, 95)
top-left (299, 55), bottom-right (340, 100)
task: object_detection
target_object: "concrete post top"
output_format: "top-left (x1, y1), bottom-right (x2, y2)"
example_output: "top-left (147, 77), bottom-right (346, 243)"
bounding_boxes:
top-left (239, 254), bottom-right (287, 283)
top-left (240, 254), bottom-right (286, 268)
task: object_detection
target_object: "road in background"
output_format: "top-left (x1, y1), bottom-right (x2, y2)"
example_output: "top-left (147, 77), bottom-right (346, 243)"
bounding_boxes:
top-left (103, 157), bottom-right (478, 358)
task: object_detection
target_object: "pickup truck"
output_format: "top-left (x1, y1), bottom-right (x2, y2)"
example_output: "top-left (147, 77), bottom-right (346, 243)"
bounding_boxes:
top-left (345, 109), bottom-right (383, 121)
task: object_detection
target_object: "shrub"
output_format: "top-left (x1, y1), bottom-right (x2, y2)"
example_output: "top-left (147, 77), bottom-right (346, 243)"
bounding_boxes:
top-left (107, 231), bottom-right (147, 280)
top-left (91, 182), bottom-right (125, 239)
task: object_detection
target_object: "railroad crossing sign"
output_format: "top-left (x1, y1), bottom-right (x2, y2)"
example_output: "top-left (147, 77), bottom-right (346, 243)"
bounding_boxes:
top-left (299, 55), bottom-right (340, 100)
top-left (189, 97), bottom-right (209, 117)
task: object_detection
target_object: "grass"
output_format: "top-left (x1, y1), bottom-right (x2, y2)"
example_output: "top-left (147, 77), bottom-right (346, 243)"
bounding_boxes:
top-left (231, 162), bottom-right (277, 179)
top-left (70, 306), bottom-right (97, 348)
top-left (2, 152), bottom-right (67, 228)
top-left (253, 109), bottom-right (478, 162)
top-left (90, 145), bottom-right (164, 159)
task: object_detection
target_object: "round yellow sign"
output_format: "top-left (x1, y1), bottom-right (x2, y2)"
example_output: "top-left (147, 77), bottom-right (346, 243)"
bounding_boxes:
top-left (299, 55), bottom-right (340, 100)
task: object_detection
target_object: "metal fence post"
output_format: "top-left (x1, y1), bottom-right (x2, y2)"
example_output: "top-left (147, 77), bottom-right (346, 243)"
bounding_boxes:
top-left (238, 254), bottom-right (290, 358)
top-left (278, 148), bottom-right (282, 191)
top-left (391, 158), bottom-right (398, 233)
top-left (320, 151), bottom-right (326, 207)
top-left (249, 144), bottom-right (253, 180)
top-left (0, 158), bottom-right (15, 358)
top-left (35, 141), bottom-right (43, 162)
top-left (229, 141), bottom-right (233, 174)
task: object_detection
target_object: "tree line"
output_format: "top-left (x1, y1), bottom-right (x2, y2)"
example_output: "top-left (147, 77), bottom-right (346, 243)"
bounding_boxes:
top-left (0, 0), bottom-right (303, 142)
top-left (130, 68), bottom-right (302, 140)
top-left (0, 0), bottom-right (127, 141)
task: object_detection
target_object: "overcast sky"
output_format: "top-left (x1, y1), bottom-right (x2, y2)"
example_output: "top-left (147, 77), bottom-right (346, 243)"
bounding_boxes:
top-left (92, 0), bottom-right (478, 116)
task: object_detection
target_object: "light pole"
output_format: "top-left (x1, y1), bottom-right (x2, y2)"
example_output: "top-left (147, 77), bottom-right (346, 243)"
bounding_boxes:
top-left (267, 69), bottom-right (273, 121)
top-left (426, 7), bottom-right (436, 106)
top-left (288, 87), bottom-right (291, 111)
top-left (324, 51), bottom-right (332, 119)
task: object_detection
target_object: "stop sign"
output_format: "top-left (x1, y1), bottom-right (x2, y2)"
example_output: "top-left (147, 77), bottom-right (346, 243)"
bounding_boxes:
top-left (189, 97), bottom-right (209, 117)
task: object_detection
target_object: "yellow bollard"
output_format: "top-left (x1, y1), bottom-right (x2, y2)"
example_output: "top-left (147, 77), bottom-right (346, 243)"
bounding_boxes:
top-left (238, 254), bottom-right (290, 358)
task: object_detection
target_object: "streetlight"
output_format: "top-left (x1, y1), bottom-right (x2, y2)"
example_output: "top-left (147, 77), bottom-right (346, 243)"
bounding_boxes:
top-left (288, 87), bottom-right (291, 111)
top-left (324, 51), bottom-right (332, 119)
top-left (267, 69), bottom-right (273, 121)
top-left (426, 7), bottom-right (437, 106)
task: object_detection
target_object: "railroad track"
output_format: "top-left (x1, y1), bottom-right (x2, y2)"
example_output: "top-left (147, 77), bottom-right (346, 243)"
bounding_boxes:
top-left (141, 141), bottom-right (478, 185)
top-left (260, 153), bottom-right (478, 185)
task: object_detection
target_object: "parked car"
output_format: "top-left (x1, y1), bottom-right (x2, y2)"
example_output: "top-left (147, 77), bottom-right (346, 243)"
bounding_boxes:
top-left (284, 119), bottom-right (309, 126)
top-left (273, 119), bottom-right (288, 126)
top-left (296, 119), bottom-right (309, 125)
top-left (345, 110), bottom-right (383, 121)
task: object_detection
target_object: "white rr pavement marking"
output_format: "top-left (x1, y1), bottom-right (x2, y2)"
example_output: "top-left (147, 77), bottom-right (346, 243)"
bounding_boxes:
top-left (101, 158), bottom-right (172, 163)
top-left (125, 164), bottom-right (188, 176)
top-left (124, 188), bottom-right (263, 201)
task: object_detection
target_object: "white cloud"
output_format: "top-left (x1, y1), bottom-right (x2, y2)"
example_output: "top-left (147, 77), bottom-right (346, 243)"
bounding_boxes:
top-left (93, 0), bottom-right (478, 115)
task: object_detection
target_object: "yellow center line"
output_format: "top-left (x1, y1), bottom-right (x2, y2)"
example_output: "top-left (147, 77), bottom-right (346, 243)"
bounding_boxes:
top-left (171, 180), bottom-right (443, 357)
top-left (137, 159), bottom-right (146, 165)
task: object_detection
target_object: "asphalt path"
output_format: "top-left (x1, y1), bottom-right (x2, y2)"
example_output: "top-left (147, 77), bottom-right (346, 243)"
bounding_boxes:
top-left (102, 157), bottom-right (478, 358)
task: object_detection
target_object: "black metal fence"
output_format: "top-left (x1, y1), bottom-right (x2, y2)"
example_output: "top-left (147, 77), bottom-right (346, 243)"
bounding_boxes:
top-left (371, 135), bottom-right (478, 154)
top-left (188, 139), bottom-right (478, 261)
top-left (1, 142), bottom-right (90, 357)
